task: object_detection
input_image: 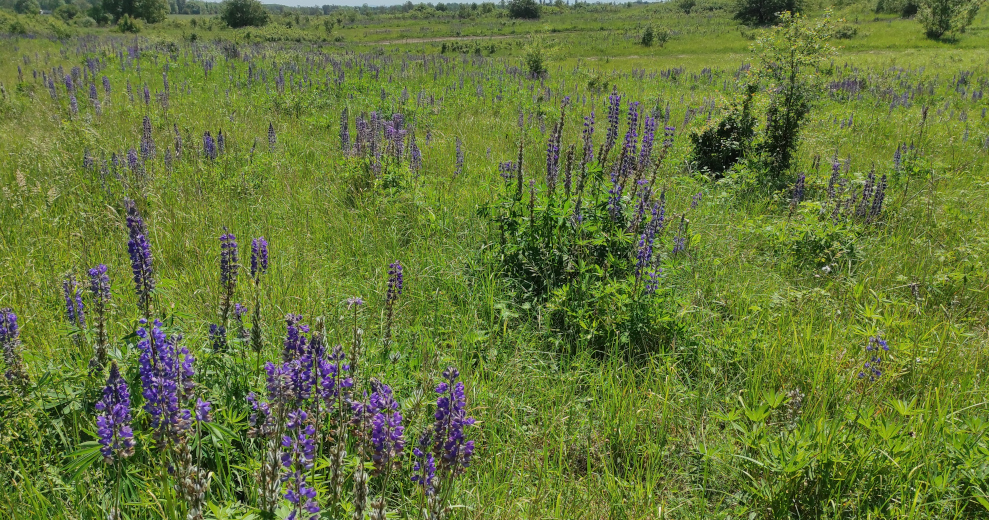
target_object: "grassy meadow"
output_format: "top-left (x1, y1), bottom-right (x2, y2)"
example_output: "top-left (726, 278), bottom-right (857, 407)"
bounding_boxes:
top-left (1, 2), bottom-right (989, 519)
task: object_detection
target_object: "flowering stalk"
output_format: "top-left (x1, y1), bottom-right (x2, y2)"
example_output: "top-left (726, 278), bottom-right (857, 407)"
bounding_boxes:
top-left (219, 231), bottom-right (239, 324)
top-left (1, 308), bottom-right (28, 387)
top-left (88, 264), bottom-right (112, 373)
top-left (384, 261), bottom-right (403, 348)
top-left (125, 199), bottom-right (154, 319)
top-left (280, 409), bottom-right (319, 520)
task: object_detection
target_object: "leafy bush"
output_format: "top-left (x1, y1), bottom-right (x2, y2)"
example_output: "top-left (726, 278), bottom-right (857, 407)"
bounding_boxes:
top-left (734, 0), bottom-right (801, 25)
top-left (875, 0), bottom-right (919, 16)
top-left (689, 83), bottom-right (757, 176)
top-left (14, 0), bottom-right (40, 14)
top-left (508, 0), bottom-right (541, 19)
top-left (522, 39), bottom-right (547, 78)
top-left (489, 97), bottom-right (687, 355)
top-left (833, 21), bottom-right (858, 38)
top-left (54, 3), bottom-right (79, 20)
top-left (116, 14), bottom-right (142, 32)
top-left (641, 25), bottom-right (655, 46)
top-left (917, 0), bottom-right (982, 39)
top-left (221, 0), bottom-right (270, 28)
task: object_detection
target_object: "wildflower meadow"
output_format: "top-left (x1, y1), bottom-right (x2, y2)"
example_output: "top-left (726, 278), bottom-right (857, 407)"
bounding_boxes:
top-left (1, 1), bottom-right (989, 518)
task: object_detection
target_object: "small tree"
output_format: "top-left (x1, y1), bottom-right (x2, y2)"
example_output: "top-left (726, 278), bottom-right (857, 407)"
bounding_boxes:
top-left (221, 0), bottom-right (269, 27)
top-left (14, 0), bottom-right (41, 14)
top-left (754, 11), bottom-right (835, 181)
top-left (734, 0), bottom-right (801, 25)
top-left (508, 0), bottom-right (540, 19)
top-left (641, 25), bottom-right (654, 46)
top-left (917, 0), bottom-right (983, 39)
top-left (134, 0), bottom-right (167, 23)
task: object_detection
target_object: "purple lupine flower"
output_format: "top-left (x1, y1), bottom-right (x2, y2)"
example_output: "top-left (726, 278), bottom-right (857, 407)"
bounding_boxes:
top-left (63, 273), bottom-right (86, 330)
top-left (858, 334), bottom-right (890, 381)
top-left (137, 319), bottom-right (188, 443)
top-left (268, 123), bottom-right (276, 152)
top-left (95, 362), bottom-right (135, 462)
top-left (635, 195), bottom-right (665, 281)
top-left (88, 264), bottom-right (111, 370)
top-left (319, 345), bottom-right (353, 404)
top-left (432, 367), bottom-right (476, 475)
top-left (691, 192), bottom-right (702, 210)
top-left (671, 215), bottom-right (688, 255)
top-left (454, 137), bottom-right (464, 177)
top-left (282, 314), bottom-right (310, 362)
top-left (411, 434), bottom-right (437, 495)
top-left (209, 324), bottom-right (227, 352)
top-left (251, 237), bottom-right (269, 282)
top-left (498, 161), bottom-right (516, 181)
top-left (1, 308), bottom-right (27, 384)
top-left (409, 131), bottom-right (423, 174)
top-left (387, 261), bottom-right (403, 304)
top-left (102, 76), bottom-right (111, 99)
top-left (203, 131), bottom-right (217, 161)
top-left (69, 94), bottom-right (79, 116)
top-left (870, 174), bottom-right (887, 219)
top-left (143, 84), bottom-right (150, 106)
top-left (89, 83), bottom-right (102, 115)
top-left (141, 116), bottom-right (155, 162)
top-left (195, 398), bottom-right (212, 422)
top-left (219, 232), bottom-right (239, 318)
top-left (280, 409), bottom-right (319, 520)
top-left (582, 111), bottom-right (595, 166)
top-left (791, 173), bottom-right (805, 208)
top-left (645, 269), bottom-right (662, 295)
top-left (602, 89), bottom-right (622, 162)
top-left (369, 382), bottom-right (405, 473)
top-left (638, 116), bottom-right (657, 171)
top-left (217, 129), bottom-right (225, 155)
top-left (340, 107), bottom-right (351, 154)
top-left (125, 200), bottom-right (154, 317)
top-left (347, 296), bottom-right (364, 309)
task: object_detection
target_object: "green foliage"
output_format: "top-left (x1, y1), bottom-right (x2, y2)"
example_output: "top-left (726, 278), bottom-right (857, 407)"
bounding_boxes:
top-left (116, 13), bottom-right (142, 32)
top-left (734, 0), bottom-right (801, 25)
top-left (689, 83), bottom-right (758, 176)
top-left (507, 0), bottom-right (540, 19)
top-left (677, 0), bottom-right (697, 13)
top-left (221, 0), bottom-right (269, 28)
top-left (53, 3), bottom-right (79, 20)
top-left (102, 0), bottom-right (167, 23)
top-left (522, 38), bottom-right (547, 77)
top-left (14, 0), bottom-right (40, 14)
top-left (875, 0), bottom-right (919, 16)
top-left (640, 25), bottom-right (654, 46)
top-left (753, 11), bottom-right (836, 182)
top-left (917, 0), bottom-right (984, 38)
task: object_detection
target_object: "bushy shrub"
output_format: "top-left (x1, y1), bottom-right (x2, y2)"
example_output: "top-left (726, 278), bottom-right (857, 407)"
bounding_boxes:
top-left (917, 0), bottom-right (982, 39)
top-left (54, 3), bottom-right (79, 20)
top-left (489, 97), bottom-right (688, 355)
top-left (734, 0), bottom-right (801, 25)
top-left (221, 0), bottom-right (270, 28)
top-left (14, 0), bottom-right (40, 14)
top-left (508, 0), bottom-right (541, 19)
top-left (689, 83), bottom-right (757, 176)
top-left (117, 13), bottom-right (142, 32)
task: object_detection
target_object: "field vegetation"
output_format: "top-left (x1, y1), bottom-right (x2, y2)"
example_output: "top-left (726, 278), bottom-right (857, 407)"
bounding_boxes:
top-left (1, 0), bottom-right (989, 518)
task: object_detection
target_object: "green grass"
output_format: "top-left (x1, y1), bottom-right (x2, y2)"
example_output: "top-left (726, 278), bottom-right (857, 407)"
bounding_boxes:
top-left (1, 2), bottom-right (989, 519)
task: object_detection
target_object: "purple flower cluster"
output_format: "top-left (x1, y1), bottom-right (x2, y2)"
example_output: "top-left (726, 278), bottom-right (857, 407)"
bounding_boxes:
top-left (125, 199), bottom-right (154, 317)
top-left (859, 334), bottom-right (890, 382)
top-left (280, 409), bottom-right (319, 520)
top-left (96, 362), bottom-right (135, 462)
top-left (387, 261), bottom-right (404, 305)
top-left (137, 319), bottom-right (198, 443)
top-left (413, 367), bottom-right (476, 497)
top-left (251, 237), bottom-right (269, 282)
top-left (1, 308), bottom-right (27, 384)
top-left (88, 264), bottom-right (112, 370)
top-left (203, 131), bottom-right (217, 161)
top-left (63, 273), bottom-right (86, 330)
top-left (364, 381), bottom-right (405, 473)
top-left (220, 232), bottom-right (239, 321)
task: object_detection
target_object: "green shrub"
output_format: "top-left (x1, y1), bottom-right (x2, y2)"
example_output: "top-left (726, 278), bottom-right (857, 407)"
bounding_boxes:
top-left (640, 25), bottom-right (654, 46)
top-left (14, 0), bottom-right (40, 14)
top-left (734, 0), bottom-right (801, 25)
top-left (117, 13), bottom-right (142, 32)
top-left (221, 0), bottom-right (270, 28)
top-left (689, 83), bottom-right (757, 177)
top-left (507, 0), bottom-right (541, 19)
top-left (917, 0), bottom-right (982, 39)
top-left (53, 3), bottom-right (79, 20)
